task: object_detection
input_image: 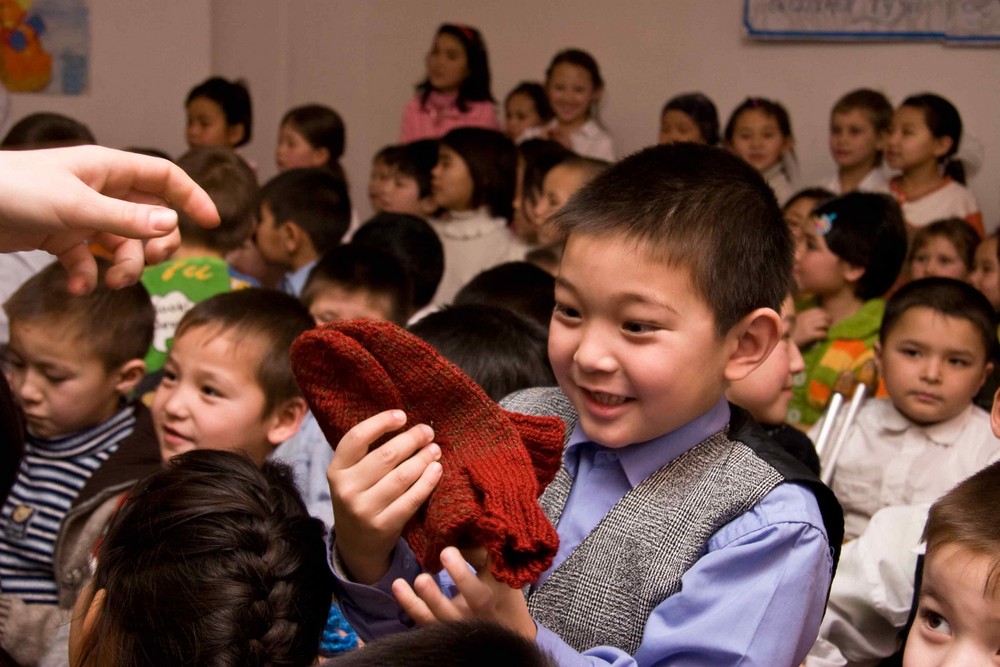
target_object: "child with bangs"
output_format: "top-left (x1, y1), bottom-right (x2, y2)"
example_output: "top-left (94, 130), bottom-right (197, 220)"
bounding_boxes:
top-left (821, 88), bottom-right (894, 195)
top-left (725, 97), bottom-right (797, 205)
top-left (907, 218), bottom-right (980, 282)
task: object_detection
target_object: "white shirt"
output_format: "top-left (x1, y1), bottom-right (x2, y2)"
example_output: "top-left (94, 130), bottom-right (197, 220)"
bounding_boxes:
top-left (521, 119), bottom-right (616, 162)
top-left (812, 398), bottom-right (1000, 539)
top-left (896, 178), bottom-right (980, 229)
top-left (819, 168), bottom-right (891, 196)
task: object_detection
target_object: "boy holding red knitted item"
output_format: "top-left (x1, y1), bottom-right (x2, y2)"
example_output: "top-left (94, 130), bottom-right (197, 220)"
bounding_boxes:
top-left (314, 144), bottom-right (842, 665)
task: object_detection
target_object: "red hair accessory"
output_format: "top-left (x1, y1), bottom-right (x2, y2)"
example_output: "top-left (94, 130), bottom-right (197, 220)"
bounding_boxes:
top-left (291, 319), bottom-right (564, 588)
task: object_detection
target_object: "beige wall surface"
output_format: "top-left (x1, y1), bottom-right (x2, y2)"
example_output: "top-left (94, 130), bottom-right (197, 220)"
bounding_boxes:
top-left (3, 1), bottom-right (997, 228)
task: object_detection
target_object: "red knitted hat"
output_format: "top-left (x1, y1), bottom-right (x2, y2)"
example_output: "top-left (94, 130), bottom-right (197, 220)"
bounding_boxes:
top-left (290, 319), bottom-right (565, 588)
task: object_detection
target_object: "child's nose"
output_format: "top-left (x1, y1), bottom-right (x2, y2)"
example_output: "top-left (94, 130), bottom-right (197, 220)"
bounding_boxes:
top-left (920, 357), bottom-right (943, 383)
top-left (572, 328), bottom-right (618, 374)
top-left (13, 371), bottom-right (43, 404)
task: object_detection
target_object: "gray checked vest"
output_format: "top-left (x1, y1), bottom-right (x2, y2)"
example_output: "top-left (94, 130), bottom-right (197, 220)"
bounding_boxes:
top-left (501, 387), bottom-right (786, 655)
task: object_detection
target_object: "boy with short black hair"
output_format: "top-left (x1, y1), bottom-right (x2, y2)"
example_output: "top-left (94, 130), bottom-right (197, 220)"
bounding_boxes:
top-left (326, 144), bottom-right (841, 664)
top-left (256, 167), bottom-right (352, 297)
top-left (369, 140), bottom-right (439, 218)
top-left (812, 277), bottom-right (1000, 539)
top-left (302, 244), bottom-right (412, 326)
top-left (152, 289), bottom-right (313, 466)
top-left (141, 146), bottom-right (259, 373)
top-left (0, 259), bottom-right (159, 664)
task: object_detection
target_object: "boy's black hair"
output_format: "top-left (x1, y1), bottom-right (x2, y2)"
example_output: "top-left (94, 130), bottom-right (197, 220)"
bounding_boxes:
top-left (175, 147), bottom-right (259, 253)
top-left (783, 187), bottom-right (836, 214)
top-left (454, 261), bottom-right (555, 330)
top-left (323, 620), bottom-right (554, 667)
top-left (0, 112), bottom-right (95, 148)
top-left (815, 192), bottom-right (907, 301)
top-left (551, 143), bottom-right (791, 337)
top-left (352, 213), bottom-right (445, 312)
top-left (302, 244), bottom-right (413, 326)
top-left (260, 167), bottom-right (351, 255)
top-left (661, 92), bottom-right (720, 145)
top-left (901, 93), bottom-right (965, 184)
top-left (417, 24), bottom-right (494, 110)
top-left (506, 81), bottom-right (554, 123)
top-left (408, 304), bottom-right (554, 402)
top-left (909, 217), bottom-right (981, 273)
top-left (83, 450), bottom-right (333, 667)
top-left (392, 139), bottom-right (439, 198)
top-left (281, 104), bottom-right (347, 182)
top-left (174, 289), bottom-right (314, 414)
top-left (881, 277), bottom-right (998, 361)
top-left (186, 77), bottom-right (253, 147)
top-left (4, 259), bottom-right (154, 370)
top-left (440, 128), bottom-right (517, 220)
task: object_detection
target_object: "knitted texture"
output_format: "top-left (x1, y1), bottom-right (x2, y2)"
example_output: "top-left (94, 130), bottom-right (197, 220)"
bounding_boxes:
top-left (290, 319), bottom-right (565, 587)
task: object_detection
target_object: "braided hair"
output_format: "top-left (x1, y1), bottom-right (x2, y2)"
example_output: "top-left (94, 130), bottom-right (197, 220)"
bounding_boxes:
top-left (75, 450), bottom-right (333, 666)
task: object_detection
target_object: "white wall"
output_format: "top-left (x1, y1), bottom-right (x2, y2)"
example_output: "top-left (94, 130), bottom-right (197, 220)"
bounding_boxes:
top-left (1, 1), bottom-right (212, 159)
top-left (214, 0), bottom-right (1000, 229)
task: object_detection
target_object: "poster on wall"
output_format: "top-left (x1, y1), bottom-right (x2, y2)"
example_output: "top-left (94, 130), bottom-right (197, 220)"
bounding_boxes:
top-left (744, 0), bottom-right (1000, 44)
top-left (1, 0), bottom-right (89, 94)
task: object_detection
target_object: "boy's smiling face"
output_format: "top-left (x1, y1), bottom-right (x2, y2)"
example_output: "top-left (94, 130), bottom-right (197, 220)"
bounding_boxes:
top-left (549, 234), bottom-right (733, 447)
top-left (876, 306), bottom-right (991, 426)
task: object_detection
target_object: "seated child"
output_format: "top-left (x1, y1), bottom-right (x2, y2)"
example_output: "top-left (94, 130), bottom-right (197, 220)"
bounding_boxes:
top-left (184, 76), bottom-right (252, 150)
top-left (907, 217), bottom-right (979, 282)
top-left (783, 188), bottom-right (835, 290)
top-left (512, 139), bottom-right (574, 245)
top-left (820, 88), bottom-right (893, 195)
top-left (301, 243), bottom-right (412, 326)
top-left (69, 450), bottom-right (333, 666)
top-left (327, 144), bottom-right (841, 664)
top-left (788, 192), bottom-right (908, 427)
top-left (351, 213), bottom-right (445, 323)
top-left (141, 146), bottom-right (259, 373)
top-left (811, 277), bottom-right (1000, 539)
top-left (503, 81), bottom-right (552, 143)
top-left (276, 103), bottom-right (347, 178)
top-left (532, 155), bottom-right (609, 246)
top-left (727, 294), bottom-right (819, 475)
top-left (368, 140), bottom-right (439, 218)
top-left (408, 304), bottom-right (554, 401)
top-left (453, 261), bottom-right (555, 330)
top-left (0, 260), bottom-right (159, 665)
top-left (725, 97), bottom-right (797, 205)
top-left (657, 92), bottom-right (720, 146)
top-left (256, 167), bottom-right (352, 297)
top-left (969, 232), bottom-right (1000, 310)
top-left (152, 289), bottom-right (311, 466)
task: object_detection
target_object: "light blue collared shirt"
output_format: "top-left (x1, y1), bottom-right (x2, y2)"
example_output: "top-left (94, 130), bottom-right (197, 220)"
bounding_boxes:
top-left (281, 259), bottom-right (317, 298)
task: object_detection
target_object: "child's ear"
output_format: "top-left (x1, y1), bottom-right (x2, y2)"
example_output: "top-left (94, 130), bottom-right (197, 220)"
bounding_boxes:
top-left (113, 359), bottom-right (147, 396)
top-left (873, 341), bottom-right (884, 377)
top-left (418, 195), bottom-right (439, 217)
top-left (226, 123), bottom-right (246, 147)
top-left (723, 307), bottom-right (782, 382)
top-left (283, 221), bottom-right (305, 254)
top-left (311, 147), bottom-right (331, 168)
top-left (840, 261), bottom-right (866, 284)
top-left (991, 384), bottom-right (1000, 438)
top-left (977, 361), bottom-right (994, 395)
top-left (932, 134), bottom-right (954, 160)
top-left (265, 396), bottom-right (308, 446)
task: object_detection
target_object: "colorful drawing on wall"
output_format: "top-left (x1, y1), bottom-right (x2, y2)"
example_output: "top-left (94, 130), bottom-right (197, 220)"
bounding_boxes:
top-left (1, 0), bottom-right (88, 94)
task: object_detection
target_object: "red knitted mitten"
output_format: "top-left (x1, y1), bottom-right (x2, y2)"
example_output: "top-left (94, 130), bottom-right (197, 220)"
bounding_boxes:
top-left (290, 320), bottom-right (565, 587)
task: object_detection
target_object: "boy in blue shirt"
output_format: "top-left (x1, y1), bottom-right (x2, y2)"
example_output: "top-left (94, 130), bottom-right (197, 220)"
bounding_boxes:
top-left (327, 144), bottom-right (842, 665)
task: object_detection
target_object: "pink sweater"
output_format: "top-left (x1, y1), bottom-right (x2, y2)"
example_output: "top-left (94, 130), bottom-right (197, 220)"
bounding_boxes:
top-left (400, 90), bottom-right (499, 142)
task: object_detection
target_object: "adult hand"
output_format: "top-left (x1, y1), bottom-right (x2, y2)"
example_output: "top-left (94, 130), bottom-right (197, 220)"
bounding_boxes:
top-left (0, 146), bottom-right (219, 293)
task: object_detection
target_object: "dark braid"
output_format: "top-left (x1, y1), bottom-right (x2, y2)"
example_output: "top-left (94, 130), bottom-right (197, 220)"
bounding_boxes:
top-left (77, 450), bottom-right (333, 667)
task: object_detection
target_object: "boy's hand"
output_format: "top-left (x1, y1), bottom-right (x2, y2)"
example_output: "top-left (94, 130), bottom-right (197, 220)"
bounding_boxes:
top-left (793, 307), bottom-right (831, 347)
top-left (329, 409), bottom-right (442, 585)
top-left (392, 546), bottom-right (538, 641)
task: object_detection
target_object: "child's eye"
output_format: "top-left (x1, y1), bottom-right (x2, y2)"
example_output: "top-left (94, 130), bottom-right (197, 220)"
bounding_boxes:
top-left (44, 373), bottom-right (69, 384)
top-left (622, 322), bottom-right (657, 335)
top-left (201, 385), bottom-right (223, 398)
top-left (948, 357), bottom-right (971, 368)
top-left (900, 347), bottom-right (921, 358)
top-left (920, 608), bottom-right (952, 636)
top-left (552, 303), bottom-right (580, 321)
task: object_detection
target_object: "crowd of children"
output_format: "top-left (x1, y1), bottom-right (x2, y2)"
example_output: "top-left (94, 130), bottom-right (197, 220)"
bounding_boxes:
top-left (0, 17), bottom-right (999, 667)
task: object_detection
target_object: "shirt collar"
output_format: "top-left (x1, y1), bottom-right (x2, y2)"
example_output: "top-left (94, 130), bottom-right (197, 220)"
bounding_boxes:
top-left (564, 397), bottom-right (731, 487)
top-left (878, 399), bottom-right (971, 446)
top-left (284, 260), bottom-right (317, 297)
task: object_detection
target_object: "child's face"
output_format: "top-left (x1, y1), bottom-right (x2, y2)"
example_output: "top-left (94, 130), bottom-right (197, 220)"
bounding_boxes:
top-left (4, 320), bottom-right (137, 438)
top-left (658, 109), bottom-right (705, 145)
top-left (910, 235), bottom-right (969, 281)
top-left (152, 326), bottom-right (281, 466)
top-left (726, 297), bottom-right (804, 425)
top-left (903, 543), bottom-right (1000, 667)
top-left (784, 196), bottom-right (820, 271)
top-left (793, 218), bottom-right (855, 298)
top-left (549, 233), bottom-right (731, 447)
top-left (970, 237), bottom-right (1000, 310)
top-left (308, 283), bottom-right (395, 325)
top-left (546, 62), bottom-right (600, 127)
top-left (186, 97), bottom-right (238, 149)
top-left (505, 92), bottom-right (542, 142)
top-left (253, 202), bottom-right (289, 268)
top-left (431, 145), bottom-right (474, 212)
top-left (876, 306), bottom-right (990, 426)
top-left (533, 164), bottom-right (587, 245)
top-left (829, 108), bottom-right (883, 171)
top-left (378, 169), bottom-right (426, 217)
top-left (275, 123), bottom-right (327, 171)
top-left (368, 158), bottom-right (393, 212)
top-left (886, 106), bottom-right (951, 174)
top-left (728, 109), bottom-right (791, 173)
top-left (426, 32), bottom-right (468, 93)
